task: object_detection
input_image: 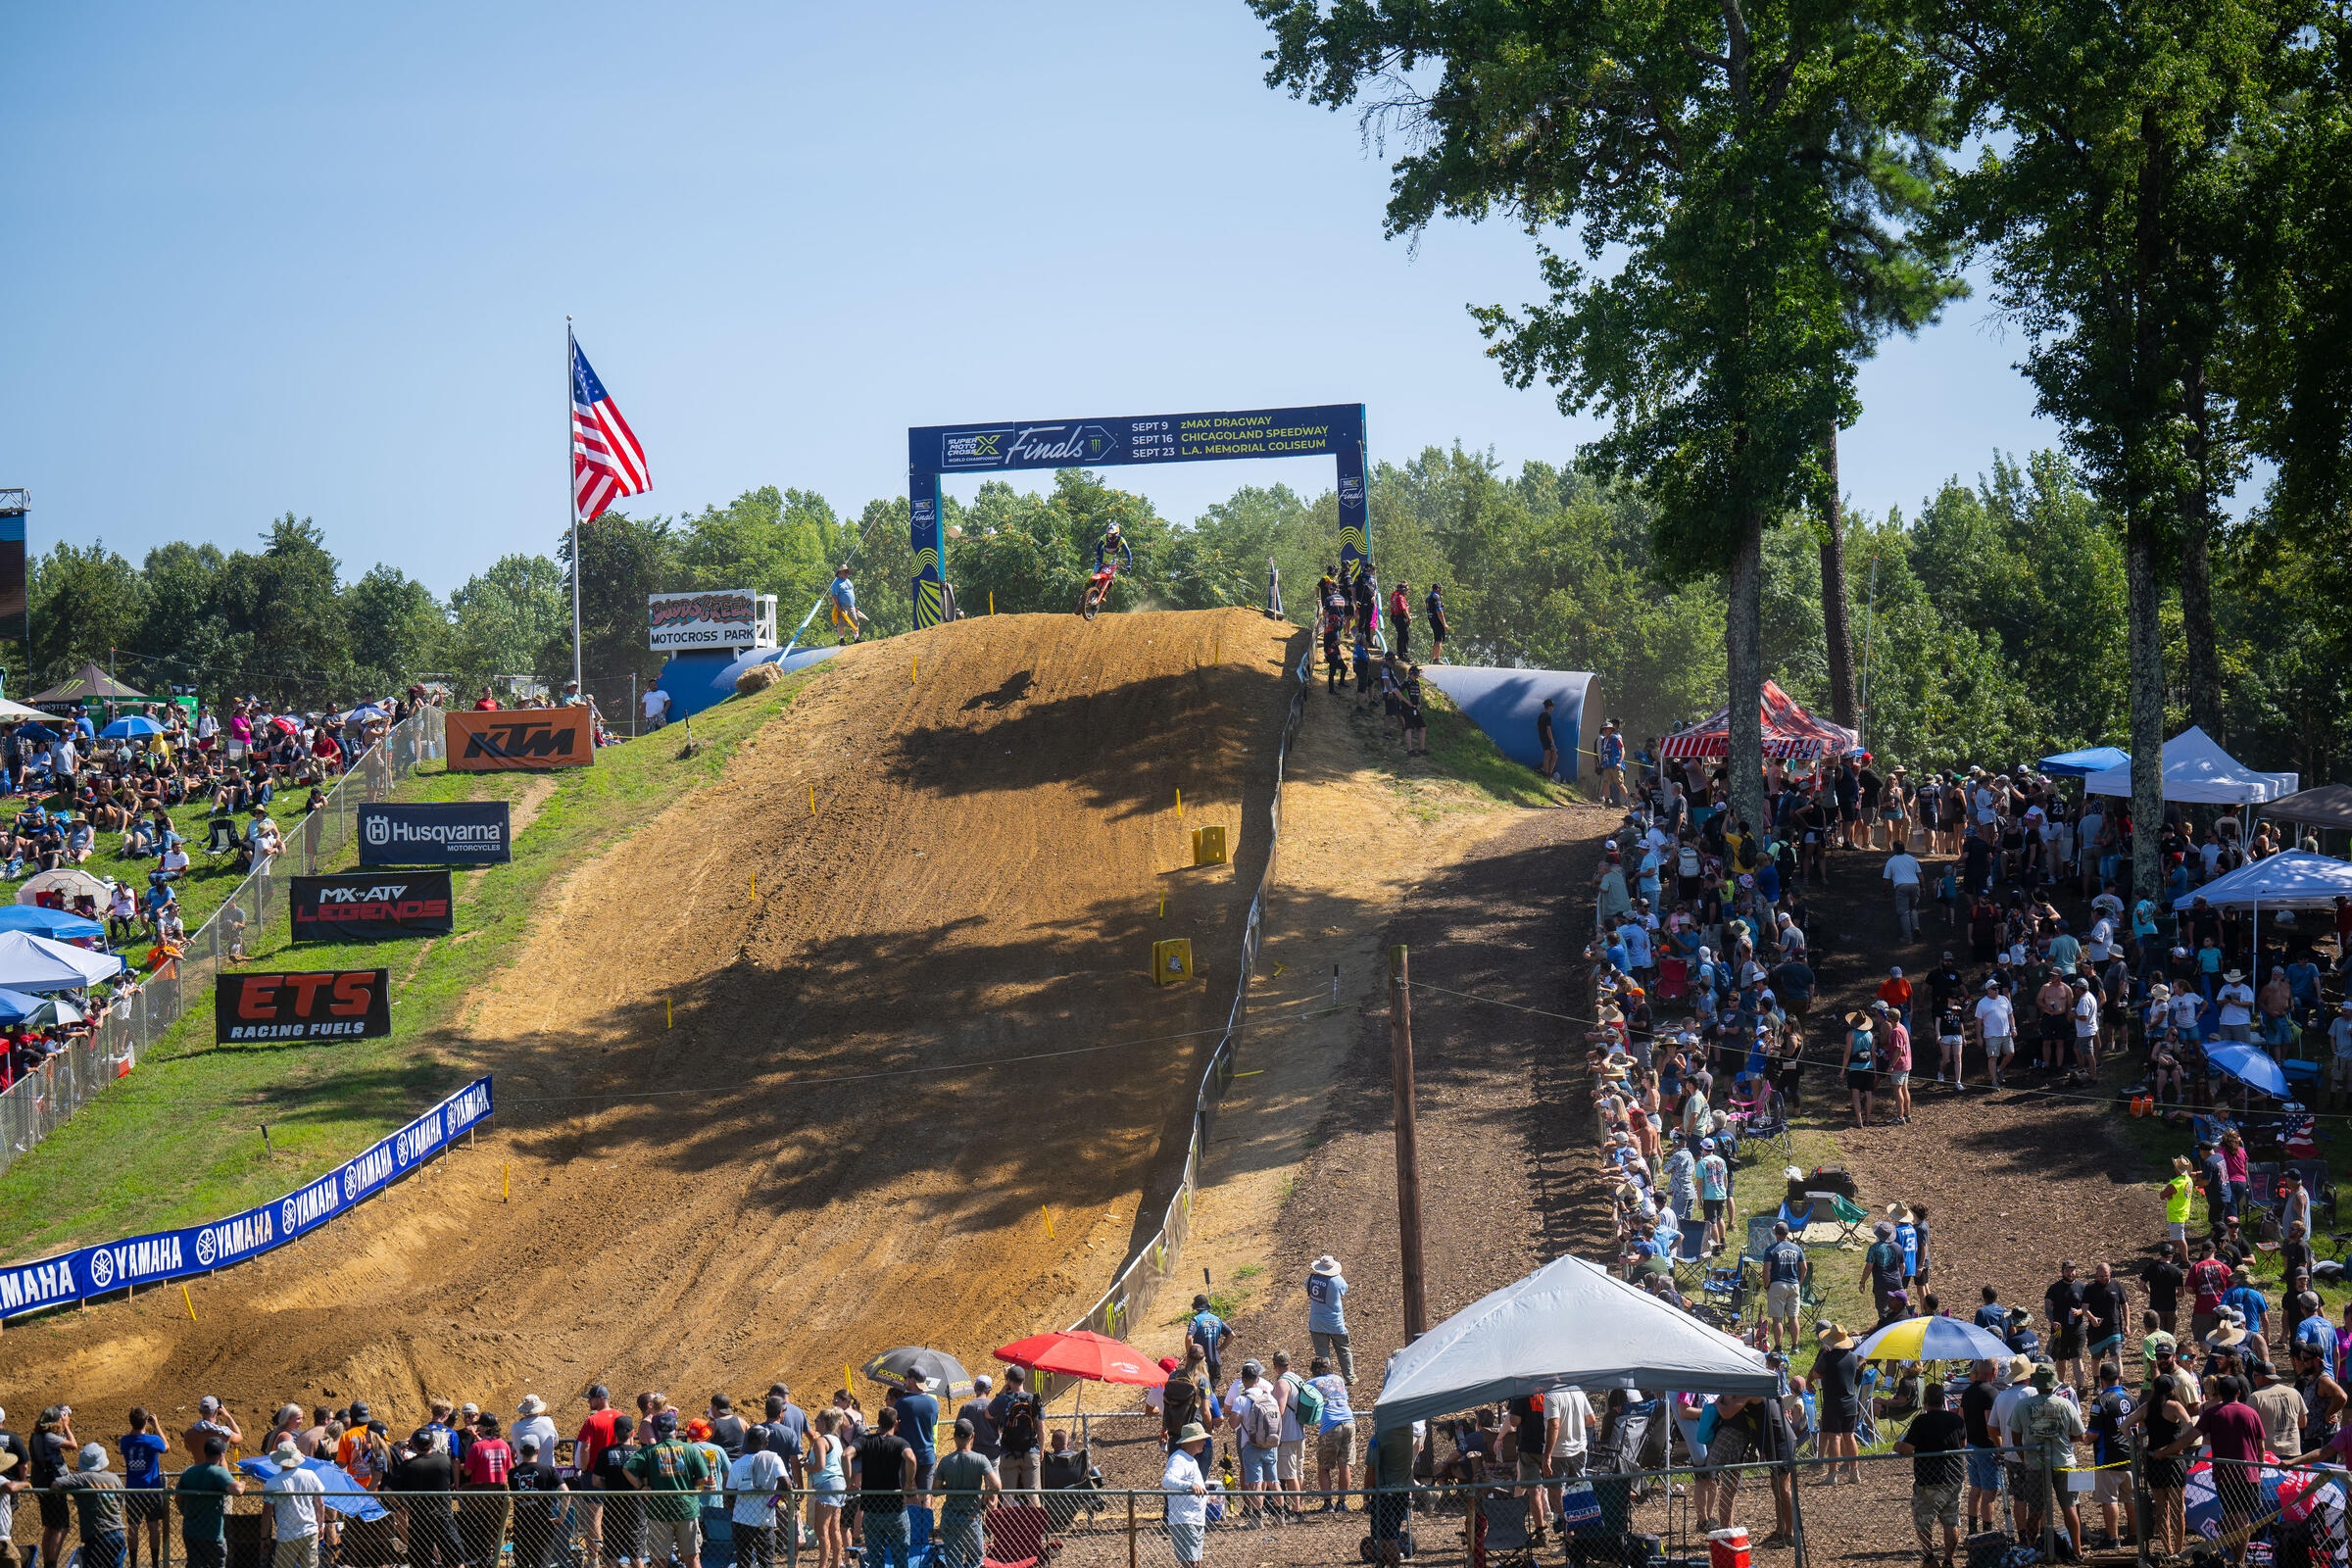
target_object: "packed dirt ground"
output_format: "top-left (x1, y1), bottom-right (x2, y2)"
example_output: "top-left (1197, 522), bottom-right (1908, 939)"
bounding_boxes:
top-left (0, 609), bottom-right (1312, 1420)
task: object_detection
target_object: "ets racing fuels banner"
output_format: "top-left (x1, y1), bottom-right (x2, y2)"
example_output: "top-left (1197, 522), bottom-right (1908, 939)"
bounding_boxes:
top-left (216, 968), bottom-right (393, 1043)
top-left (291, 872), bottom-right (455, 942)
top-left (358, 802), bottom-right (512, 866)
top-left (648, 588), bottom-right (757, 651)
top-left (447, 707), bottom-right (594, 771)
top-left (0, 1076), bottom-right (490, 1319)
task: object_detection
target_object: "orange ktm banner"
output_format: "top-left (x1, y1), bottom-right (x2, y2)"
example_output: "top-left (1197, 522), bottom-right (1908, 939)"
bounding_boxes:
top-left (446, 707), bottom-right (596, 772)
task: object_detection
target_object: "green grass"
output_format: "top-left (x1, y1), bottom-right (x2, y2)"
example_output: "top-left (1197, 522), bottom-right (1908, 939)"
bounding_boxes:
top-left (1327, 683), bottom-right (1574, 817)
top-left (9, 787), bottom-right (323, 968)
top-left (0, 674), bottom-right (819, 1261)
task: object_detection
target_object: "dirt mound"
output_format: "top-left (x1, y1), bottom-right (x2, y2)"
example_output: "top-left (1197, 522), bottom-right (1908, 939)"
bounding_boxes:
top-left (0, 609), bottom-right (1303, 1424)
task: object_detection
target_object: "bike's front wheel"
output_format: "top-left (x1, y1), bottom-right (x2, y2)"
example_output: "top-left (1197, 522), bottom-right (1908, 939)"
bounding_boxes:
top-left (1078, 585), bottom-right (1102, 620)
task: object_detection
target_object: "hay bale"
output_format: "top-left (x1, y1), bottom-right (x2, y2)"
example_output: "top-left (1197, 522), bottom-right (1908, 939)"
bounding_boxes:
top-left (735, 661), bottom-right (786, 697)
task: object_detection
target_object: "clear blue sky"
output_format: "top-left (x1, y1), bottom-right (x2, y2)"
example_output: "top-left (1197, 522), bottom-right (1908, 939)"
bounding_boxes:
top-left (4, 1), bottom-right (2058, 597)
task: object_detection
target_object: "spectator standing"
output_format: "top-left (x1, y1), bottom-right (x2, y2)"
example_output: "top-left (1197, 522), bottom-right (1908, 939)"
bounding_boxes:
top-left (725, 1429), bottom-right (785, 1568)
top-left (990, 1366), bottom-right (1044, 1498)
top-left (1306, 1357), bottom-right (1355, 1506)
top-left (2158, 1376), bottom-right (2264, 1565)
top-left (1387, 579), bottom-right (1412, 659)
top-left (56, 1443), bottom-right (127, 1568)
top-left (1224, 1360), bottom-right (1283, 1526)
top-left (1187, 1295), bottom-right (1234, 1389)
top-left (1424, 583), bottom-right (1449, 662)
top-left (1599, 721), bottom-right (1626, 806)
top-left (1973, 980), bottom-right (2016, 1090)
top-left (931, 1420), bottom-right (1000, 1568)
top-left (894, 1373), bottom-right (941, 1495)
top-left (260, 1440), bottom-right (325, 1568)
top-left (1306, 1254), bottom-right (1353, 1382)
top-left (117, 1408), bottom-right (169, 1568)
top-left (627, 1412), bottom-right (711, 1568)
top-left (392, 1430), bottom-right (463, 1568)
top-left (956, 1376), bottom-right (999, 1462)
top-left (32, 1404), bottom-right (77, 1568)
top-left (849, 1407), bottom-right (915, 1568)
top-left (1958, 1361), bottom-right (2003, 1538)
top-left (1884, 844), bottom-right (1925, 942)
top-left (2004, 1362), bottom-right (2086, 1552)
top-left (459, 1412), bottom-right (514, 1567)
top-left (1538, 700), bottom-right (1560, 783)
top-left (1161, 1424), bottom-right (1211, 1568)
top-left (507, 1437), bottom-right (567, 1568)
top-left (173, 1435), bottom-right (244, 1568)
top-left (1894, 1385), bottom-right (1967, 1568)
top-left (805, 1410), bottom-right (847, 1568)
top-left (1813, 1325), bottom-right (1863, 1483)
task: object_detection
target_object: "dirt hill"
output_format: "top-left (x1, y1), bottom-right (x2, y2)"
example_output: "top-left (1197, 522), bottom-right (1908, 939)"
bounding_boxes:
top-left (0, 609), bottom-right (1304, 1424)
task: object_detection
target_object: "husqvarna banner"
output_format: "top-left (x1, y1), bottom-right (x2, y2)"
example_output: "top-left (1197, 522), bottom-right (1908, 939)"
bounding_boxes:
top-left (446, 707), bottom-right (594, 771)
top-left (357, 802), bottom-right (512, 866)
top-left (290, 872), bottom-right (455, 942)
top-left (0, 1077), bottom-right (491, 1319)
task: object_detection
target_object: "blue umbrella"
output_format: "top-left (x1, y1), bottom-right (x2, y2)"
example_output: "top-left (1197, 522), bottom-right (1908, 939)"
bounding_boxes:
top-left (232, 1456), bottom-right (388, 1522)
top-left (2205, 1043), bottom-right (2289, 1099)
top-left (99, 715), bottom-right (164, 739)
top-left (13, 723), bottom-right (57, 742)
top-left (0, 987), bottom-right (52, 1025)
top-left (1855, 1312), bottom-right (2018, 1362)
top-left (0, 906), bottom-right (108, 942)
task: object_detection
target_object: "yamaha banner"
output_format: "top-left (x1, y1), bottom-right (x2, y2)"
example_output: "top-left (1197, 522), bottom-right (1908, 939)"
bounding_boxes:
top-left (216, 968), bottom-right (393, 1042)
top-left (358, 802), bottom-right (512, 866)
top-left (0, 1076), bottom-right (490, 1319)
top-left (290, 872), bottom-right (455, 942)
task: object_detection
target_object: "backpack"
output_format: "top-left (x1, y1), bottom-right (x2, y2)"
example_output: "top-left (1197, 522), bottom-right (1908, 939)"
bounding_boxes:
top-left (1239, 1384), bottom-right (1281, 1448)
top-left (1000, 1393), bottom-right (1042, 1455)
top-left (1678, 846), bottom-right (1700, 879)
top-left (1286, 1372), bottom-right (1323, 1428)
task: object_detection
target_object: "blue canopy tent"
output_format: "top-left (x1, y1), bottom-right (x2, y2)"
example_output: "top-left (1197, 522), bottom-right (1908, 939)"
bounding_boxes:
top-left (0, 906), bottom-right (109, 942)
top-left (2038, 746), bottom-right (2130, 778)
top-left (0, 987), bottom-right (56, 1025)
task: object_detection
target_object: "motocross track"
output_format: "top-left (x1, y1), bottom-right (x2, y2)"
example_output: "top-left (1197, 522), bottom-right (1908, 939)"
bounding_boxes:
top-left (0, 609), bottom-right (1304, 1423)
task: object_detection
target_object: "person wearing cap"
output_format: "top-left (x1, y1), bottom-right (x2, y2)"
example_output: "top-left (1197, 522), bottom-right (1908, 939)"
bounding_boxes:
top-left (1696, 1137), bottom-right (1732, 1253)
top-left (389, 1428), bottom-right (462, 1568)
top-left (1860, 1222), bottom-right (1906, 1326)
top-left (1223, 1359), bottom-right (1282, 1525)
top-left (1971, 978), bottom-right (2015, 1090)
top-left (1893, 1381), bottom-right (1966, 1568)
top-left (1162, 1421), bottom-right (1212, 1568)
top-left (928, 1418), bottom-right (999, 1568)
top-left (259, 1439), bottom-right (326, 1568)
top-left (956, 1375), bottom-right (1000, 1463)
top-left (2002, 1360), bottom-right (2084, 1548)
top-left (1957, 1360), bottom-right (2004, 1537)
top-left (173, 1434), bottom-right (246, 1568)
top-left (506, 1433), bottom-right (567, 1568)
top-left (572, 1386), bottom-right (621, 1568)
top-left (720, 1427), bottom-right (784, 1568)
top-left (458, 1411), bottom-right (514, 1566)
top-left (627, 1409), bottom-right (711, 1568)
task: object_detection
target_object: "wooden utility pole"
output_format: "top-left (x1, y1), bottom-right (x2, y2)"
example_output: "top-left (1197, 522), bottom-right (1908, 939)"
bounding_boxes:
top-left (1389, 944), bottom-right (1428, 1337)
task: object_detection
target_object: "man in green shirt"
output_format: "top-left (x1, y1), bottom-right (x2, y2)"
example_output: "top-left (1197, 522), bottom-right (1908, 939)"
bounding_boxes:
top-left (624, 1412), bottom-right (711, 1568)
top-left (932, 1420), bottom-right (1001, 1568)
top-left (174, 1436), bottom-right (246, 1568)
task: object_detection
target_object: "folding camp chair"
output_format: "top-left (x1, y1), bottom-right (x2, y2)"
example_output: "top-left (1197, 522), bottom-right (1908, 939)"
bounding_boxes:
top-left (1672, 1217), bottom-right (1712, 1285)
top-left (1742, 1214), bottom-right (1782, 1264)
top-left (1740, 1090), bottom-right (1792, 1161)
top-left (1657, 956), bottom-right (1690, 1004)
top-left (1802, 1191), bottom-right (1873, 1247)
top-left (1471, 1490), bottom-right (1537, 1568)
top-left (980, 1505), bottom-right (1060, 1568)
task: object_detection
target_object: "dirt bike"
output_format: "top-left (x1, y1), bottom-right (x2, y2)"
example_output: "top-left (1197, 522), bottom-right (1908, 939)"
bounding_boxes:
top-left (1078, 560), bottom-right (1122, 620)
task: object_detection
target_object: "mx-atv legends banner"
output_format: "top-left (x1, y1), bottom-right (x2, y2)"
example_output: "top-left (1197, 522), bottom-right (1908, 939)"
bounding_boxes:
top-left (291, 872), bottom-right (455, 942)
top-left (216, 968), bottom-right (392, 1043)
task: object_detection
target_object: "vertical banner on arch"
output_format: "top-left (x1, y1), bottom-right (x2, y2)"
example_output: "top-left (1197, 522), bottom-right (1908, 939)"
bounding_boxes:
top-left (906, 405), bottom-right (1368, 632)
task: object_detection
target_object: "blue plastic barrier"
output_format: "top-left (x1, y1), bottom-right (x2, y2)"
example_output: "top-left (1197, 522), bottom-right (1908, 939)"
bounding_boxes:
top-left (1418, 666), bottom-right (1599, 778)
top-left (647, 645), bottom-right (839, 723)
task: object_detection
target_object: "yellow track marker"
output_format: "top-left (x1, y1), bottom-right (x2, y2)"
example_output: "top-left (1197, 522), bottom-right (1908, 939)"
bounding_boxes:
top-left (1175, 787), bottom-right (1183, 818)
top-left (181, 1285), bottom-right (198, 1322)
top-left (1043, 1206), bottom-right (1056, 1239)
top-left (665, 997), bottom-right (673, 1029)
top-left (809, 784), bottom-right (817, 815)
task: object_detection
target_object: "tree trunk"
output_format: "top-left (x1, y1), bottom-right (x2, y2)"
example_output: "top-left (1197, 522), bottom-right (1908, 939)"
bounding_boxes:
top-left (2180, 360), bottom-right (2223, 737)
top-left (1726, 510), bottom-right (1769, 837)
top-left (1818, 420), bottom-right (1860, 728)
top-left (2127, 517), bottom-right (2169, 905)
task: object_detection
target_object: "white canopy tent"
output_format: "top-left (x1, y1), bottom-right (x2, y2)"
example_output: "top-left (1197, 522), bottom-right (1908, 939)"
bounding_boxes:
top-left (2174, 851), bottom-right (2352, 911)
top-left (1370, 1253), bottom-right (1775, 1432)
top-left (2083, 726), bottom-right (2297, 804)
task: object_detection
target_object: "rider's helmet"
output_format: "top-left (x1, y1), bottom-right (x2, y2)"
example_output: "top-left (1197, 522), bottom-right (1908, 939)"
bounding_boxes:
top-left (1104, 521), bottom-right (1122, 538)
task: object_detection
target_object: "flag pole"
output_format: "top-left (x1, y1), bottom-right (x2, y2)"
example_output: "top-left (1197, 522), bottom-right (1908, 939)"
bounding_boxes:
top-left (567, 317), bottom-right (583, 699)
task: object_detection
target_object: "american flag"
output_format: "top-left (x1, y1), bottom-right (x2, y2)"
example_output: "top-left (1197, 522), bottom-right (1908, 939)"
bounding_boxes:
top-left (570, 336), bottom-right (649, 522)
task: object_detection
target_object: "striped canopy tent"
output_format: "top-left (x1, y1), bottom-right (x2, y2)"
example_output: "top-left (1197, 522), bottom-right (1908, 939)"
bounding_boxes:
top-left (1658, 679), bottom-right (1860, 760)
top-left (26, 662), bottom-right (146, 704)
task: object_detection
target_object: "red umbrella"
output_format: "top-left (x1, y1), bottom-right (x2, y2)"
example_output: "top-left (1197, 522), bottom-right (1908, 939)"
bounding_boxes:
top-left (994, 1329), bottom-right (1169, 1388)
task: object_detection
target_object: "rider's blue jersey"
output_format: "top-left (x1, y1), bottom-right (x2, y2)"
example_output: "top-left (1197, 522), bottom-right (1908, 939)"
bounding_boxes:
top-left (1094, 533), bottom-right (1134, 570)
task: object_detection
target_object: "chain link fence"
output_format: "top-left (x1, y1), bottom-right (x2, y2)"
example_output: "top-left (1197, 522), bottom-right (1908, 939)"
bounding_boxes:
top-left (0, 706), bottom-right (444, 1179)
top-left (1034, 646), bottom-right (1311, 1404)
top-left (7, 1441), bottom-right (2346, 1568)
